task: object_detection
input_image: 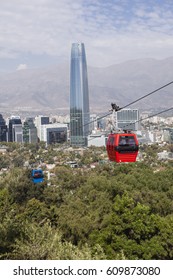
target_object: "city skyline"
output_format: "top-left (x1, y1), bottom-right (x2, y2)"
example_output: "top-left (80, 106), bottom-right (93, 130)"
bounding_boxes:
top-left (0, 0), bottom-right (173, 72)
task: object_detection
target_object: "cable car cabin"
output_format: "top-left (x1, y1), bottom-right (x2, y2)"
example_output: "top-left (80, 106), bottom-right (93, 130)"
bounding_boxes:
top-left (106, 133), bottom-right (139, 163)
top-left (31, 169), bottom-right (44, 183)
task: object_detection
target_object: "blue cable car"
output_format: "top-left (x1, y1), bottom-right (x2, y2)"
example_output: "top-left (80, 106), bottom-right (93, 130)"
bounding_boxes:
top-left (31, 169), bottom-right (44, 183)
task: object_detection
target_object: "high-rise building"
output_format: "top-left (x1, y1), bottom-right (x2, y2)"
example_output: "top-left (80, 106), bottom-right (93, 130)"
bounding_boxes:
top-left (116, 109), bottom-right (140, 131)
top-left (0, 114), bottom-right (7, 142)
top-left (8, 116), bottom-right (22, 142)
top-left (162, 128), bottom-right (173, 144)
top-left (12, 124), bottom-right (23, 143)
top-left (70, 43), bottom-right (90, 146)
top-left (34, 115), bottom-right (49, 141)
top-left (23, 118), bottom-right (38, 143)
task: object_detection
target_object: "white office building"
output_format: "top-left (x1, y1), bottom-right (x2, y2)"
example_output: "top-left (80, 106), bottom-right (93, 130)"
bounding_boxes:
top-left (12, 124), bottom-right (23, 143)
top-left (88, 134), bottom-right (107, 147)
top-left (116, 108), bottom-right (140, 131)
top-left (42, 123), bottom-right (68, 144)
top-left (34, 115), bottom-right (50, 141)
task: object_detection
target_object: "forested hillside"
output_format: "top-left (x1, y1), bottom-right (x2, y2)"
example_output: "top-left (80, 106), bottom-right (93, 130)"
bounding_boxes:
top-left (0, 143), bottom-right (173, 260)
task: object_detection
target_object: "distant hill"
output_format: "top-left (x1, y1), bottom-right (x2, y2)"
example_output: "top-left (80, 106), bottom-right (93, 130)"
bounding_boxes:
top-left (0, 57), bottom-right (173, 114)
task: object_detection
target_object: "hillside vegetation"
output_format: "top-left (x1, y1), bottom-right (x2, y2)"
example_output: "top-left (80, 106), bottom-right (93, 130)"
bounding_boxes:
top-left (0, 142), bottom-right (173, 259)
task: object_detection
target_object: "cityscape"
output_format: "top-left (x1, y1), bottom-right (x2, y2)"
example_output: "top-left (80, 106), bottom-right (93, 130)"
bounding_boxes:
top-left (1, 0), bottom-right (173, 266)
top-left (0, 43), bottom-right (173, 157)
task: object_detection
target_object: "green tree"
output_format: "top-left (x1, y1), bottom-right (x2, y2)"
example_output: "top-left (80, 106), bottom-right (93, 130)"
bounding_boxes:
top-left (8, 222), bottom-right (106, 260)
top-left (89, 193), bottom-right (167, 259)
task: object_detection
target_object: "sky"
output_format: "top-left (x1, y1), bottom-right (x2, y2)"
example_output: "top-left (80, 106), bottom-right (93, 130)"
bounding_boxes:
top-left (0, 0), bottom-right (173, 71)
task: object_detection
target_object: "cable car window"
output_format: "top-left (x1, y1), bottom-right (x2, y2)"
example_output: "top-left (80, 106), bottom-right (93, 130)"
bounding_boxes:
top-left (33, 171), bottom-right (43, 178)
top-left (119, 136), bottom-right (128, 145)
top-left (128, 136), bottom-right (136, 145)
top-left (119, 136), bottom-right (135, 146)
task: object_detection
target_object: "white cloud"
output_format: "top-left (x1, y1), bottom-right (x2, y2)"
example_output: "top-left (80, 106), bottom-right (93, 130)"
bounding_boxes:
top-left (0, 0), bottom-right (173, 69)
top-left (16, 64), bottom-right (28, 70)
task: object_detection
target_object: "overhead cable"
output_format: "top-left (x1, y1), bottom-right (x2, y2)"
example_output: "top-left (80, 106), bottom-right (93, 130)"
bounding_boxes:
top-left (84, 80), bottom-right (173, 128)
top-left (88, 106), bottom-right (173, 142)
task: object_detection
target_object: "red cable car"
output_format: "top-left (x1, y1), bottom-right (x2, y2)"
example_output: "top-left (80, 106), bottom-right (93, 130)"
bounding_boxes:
top-left (106, 132), bottom-right (139, 163)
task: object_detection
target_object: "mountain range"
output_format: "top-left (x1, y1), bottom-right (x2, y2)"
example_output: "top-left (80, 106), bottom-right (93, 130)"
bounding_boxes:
top-left (0, 57), bottom-right (173, 115)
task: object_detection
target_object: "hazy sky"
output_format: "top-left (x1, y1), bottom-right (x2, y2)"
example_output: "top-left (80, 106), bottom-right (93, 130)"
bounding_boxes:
top-left (1, 0), bottom-right (173, 71)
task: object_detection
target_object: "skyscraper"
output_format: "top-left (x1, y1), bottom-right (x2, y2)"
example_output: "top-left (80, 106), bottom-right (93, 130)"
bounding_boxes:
top-left (8, 116), bottom-right (22, 142)
top-left (0, 114), bottom-right (7, 142)
top-left (70, 43), bottom-right (90, 146)
top-left (23, 118), bottom-right (38, 143)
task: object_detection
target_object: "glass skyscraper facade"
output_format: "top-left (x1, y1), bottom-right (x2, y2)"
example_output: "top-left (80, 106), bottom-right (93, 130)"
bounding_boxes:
top-left (8, 116), bottom-right (22, 142)
top-left (70, 43), bottom-right (90, 146)
top-left (23, 118), bottom-right (38, 143)
top-left (0, 114), bottom-right (7, 142)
